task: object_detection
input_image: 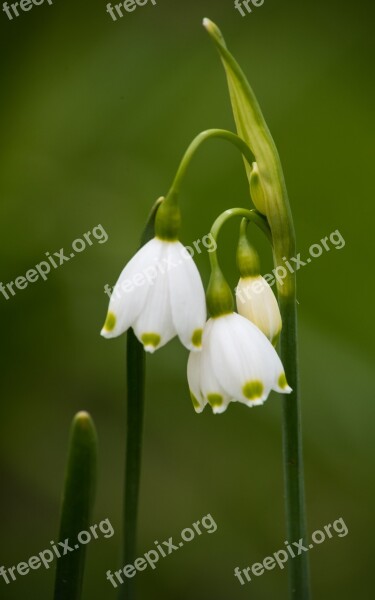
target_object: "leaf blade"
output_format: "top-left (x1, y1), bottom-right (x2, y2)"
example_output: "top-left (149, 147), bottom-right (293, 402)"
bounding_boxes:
top-left (53, 411), bottom-right (97, 600)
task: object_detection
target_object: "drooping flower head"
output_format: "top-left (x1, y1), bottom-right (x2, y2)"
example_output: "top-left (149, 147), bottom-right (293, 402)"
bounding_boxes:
top-left (187, 211), bottom-right (291, 414)
top-left (101, 198), bottom-right (206, 353)
top-left (188, 312), bottom-right (291, 414)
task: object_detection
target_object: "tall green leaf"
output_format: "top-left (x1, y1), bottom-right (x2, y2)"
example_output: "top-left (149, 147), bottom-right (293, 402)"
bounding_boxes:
top-left (54, 412), bottom-right (97, 600)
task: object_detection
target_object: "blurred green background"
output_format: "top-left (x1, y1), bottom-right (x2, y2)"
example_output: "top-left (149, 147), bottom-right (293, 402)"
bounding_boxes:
top-left (0, 0), bottom-right (374, 598)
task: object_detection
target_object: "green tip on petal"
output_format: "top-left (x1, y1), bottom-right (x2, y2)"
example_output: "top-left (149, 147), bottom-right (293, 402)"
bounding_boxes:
top-left (207, 393), bottom-right (224, 409)
top-left (103, 312), bottom-right (116, 332)
top-left (190, 392), bottom-right (202, 413)
top-left (141, 333), bottom-right (161, 352)
top-left (243, 380), bottom-right (264, 400)
top-left (191, 328), bottom-right (203, 348)
top-left (278, 373), bottom-right (291, 391)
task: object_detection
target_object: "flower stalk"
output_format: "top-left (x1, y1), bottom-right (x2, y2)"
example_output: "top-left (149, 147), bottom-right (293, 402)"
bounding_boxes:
top-left (120, 199), bottom-right (162, 600)
top-left (164, 128), bottom-right (254, 204)
top-left (203, 18), bottom-right (310, 599)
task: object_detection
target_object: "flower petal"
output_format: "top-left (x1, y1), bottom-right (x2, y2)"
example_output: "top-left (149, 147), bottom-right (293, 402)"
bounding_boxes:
top-left (187, 351), bottom-right (207, 413)
top-left (208, 313), bottom-right (288, 406)
top-left (101, 238), bottom-right (164, 339)
top-left (200, 320), bottom-right (232, 414)
top-left (168, 242), bottom-right (206, 351)
top-left (133, 243), bottom-right (176, 352)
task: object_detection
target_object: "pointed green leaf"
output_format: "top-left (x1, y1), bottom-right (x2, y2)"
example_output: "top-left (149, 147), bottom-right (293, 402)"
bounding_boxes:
top-left (53, 412), bottom-right (97, 600)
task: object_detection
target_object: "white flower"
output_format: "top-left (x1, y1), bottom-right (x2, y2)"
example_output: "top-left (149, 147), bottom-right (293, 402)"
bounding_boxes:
top-left (187, 312), bottom-right (291, 414)
top-left (236, 275), bottom-right (282, 345)
top-left (101, 237), bottom-right (206, 352)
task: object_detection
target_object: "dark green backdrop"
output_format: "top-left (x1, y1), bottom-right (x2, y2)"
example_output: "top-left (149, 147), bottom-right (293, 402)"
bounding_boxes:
top-left (0, 0), bottom-right (373, 598)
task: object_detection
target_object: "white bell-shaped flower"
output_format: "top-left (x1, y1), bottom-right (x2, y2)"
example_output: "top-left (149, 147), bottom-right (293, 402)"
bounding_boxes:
top-left (187, 312), bottom-right (291, 414)
top-left (236, 275), bottom-right (282, 345)
top-left (101, 237), bottom-right (206, 353)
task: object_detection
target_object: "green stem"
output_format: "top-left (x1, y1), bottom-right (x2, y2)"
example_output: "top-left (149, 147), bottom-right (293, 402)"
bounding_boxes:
top-left (205, 207), bottom-right (272, 317)
top-left (120, 329), bottom-right (145, 600)
top-left (119, 199), bottom-right (162, 600)
top-left (208, 214), bottom-right (310, 600)
top-left (209, 207), bottom-right (272, 270)
top-left (166, 129), bottom-right (254, 202)
top-left (279, 290), bottom-right (310, 599)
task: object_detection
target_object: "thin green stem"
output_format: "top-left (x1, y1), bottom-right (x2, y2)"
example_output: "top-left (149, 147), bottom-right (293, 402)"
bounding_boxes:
top-left (120, 330), bottom-right (145, 600)
top-left (279, 290), bottom-right (310, 599)
top-left (119, 199), bottom-right (162, 600)
top-left (166, 129), bottom-right (254, 202)
top-left (272, 226), bottom-right (309, 599)
top-left (209, 207), bottom-right (272, 271)
top-left (205, 207), bottom-right (272, 317)
top-left (208, 208), bottom-right (310, 598)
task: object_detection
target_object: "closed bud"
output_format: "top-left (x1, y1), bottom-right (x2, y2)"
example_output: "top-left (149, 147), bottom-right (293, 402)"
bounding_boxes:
top-left (236, 276), bottom-right (282, 346)
top-left (250, 162), bottom-right (267, 215)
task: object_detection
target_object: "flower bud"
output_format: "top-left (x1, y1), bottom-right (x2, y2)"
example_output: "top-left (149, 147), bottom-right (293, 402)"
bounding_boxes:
top-left (236, 276), bottom-right (282, 346)
top-left (249, 162), bottom-right (267, 215)
top-left (236, 221), bottom-right (281, 345)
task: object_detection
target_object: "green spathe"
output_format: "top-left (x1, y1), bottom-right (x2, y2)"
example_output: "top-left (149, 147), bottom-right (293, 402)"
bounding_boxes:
top-left (203, 17), bottom-right (296, 298)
